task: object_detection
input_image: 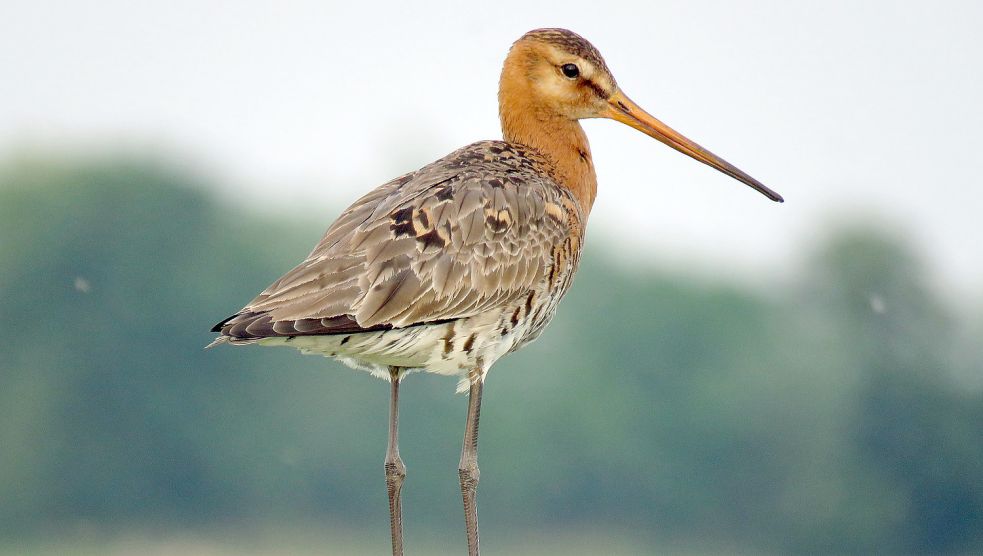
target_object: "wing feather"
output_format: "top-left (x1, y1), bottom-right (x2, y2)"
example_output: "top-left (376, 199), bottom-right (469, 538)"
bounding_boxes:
top-left (214, 141), bottom-right (580, 339)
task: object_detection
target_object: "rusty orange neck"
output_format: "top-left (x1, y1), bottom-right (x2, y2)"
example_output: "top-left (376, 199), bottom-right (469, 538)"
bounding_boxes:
top-left (498, 56), bottom-right (598, 215)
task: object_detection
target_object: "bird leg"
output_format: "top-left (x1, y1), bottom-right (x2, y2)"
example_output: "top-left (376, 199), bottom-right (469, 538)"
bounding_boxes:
top-left (459, 374), bottom-right (484, 556)
top-left (385, 367), bottom-right (406, 556)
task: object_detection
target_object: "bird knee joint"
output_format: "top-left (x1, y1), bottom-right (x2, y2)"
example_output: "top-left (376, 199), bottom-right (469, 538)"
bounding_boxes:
top-left (458, 465), bottom-right (479, 484)
top-left (386, 459), bottom-right (406, 479)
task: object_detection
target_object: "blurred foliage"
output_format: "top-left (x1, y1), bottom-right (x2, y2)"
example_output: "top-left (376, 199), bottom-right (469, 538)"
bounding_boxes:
top-left (0, 156), bottom-right (981, 554)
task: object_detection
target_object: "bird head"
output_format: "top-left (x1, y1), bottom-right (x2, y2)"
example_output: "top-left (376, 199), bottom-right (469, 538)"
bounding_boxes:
top-left (500, 28), bottom-right (783, 202)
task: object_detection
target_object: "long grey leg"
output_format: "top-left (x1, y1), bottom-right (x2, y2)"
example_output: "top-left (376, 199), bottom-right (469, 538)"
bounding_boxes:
top-left (459, 376), bottom-right (484, 556)
top-left (385, 367), bottom-right (406, 556)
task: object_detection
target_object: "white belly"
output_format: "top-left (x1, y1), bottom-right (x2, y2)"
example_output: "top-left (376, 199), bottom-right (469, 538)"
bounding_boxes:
top-left (255, 308), bottom-right (540, 392)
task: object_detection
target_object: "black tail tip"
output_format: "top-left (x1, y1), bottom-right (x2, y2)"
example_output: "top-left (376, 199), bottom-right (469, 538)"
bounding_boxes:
top-left (210, 314), bottom-right (237, 333)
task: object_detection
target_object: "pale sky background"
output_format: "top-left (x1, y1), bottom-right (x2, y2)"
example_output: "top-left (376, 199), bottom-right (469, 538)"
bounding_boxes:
top-left (2, 0), bottom-right (981, 302)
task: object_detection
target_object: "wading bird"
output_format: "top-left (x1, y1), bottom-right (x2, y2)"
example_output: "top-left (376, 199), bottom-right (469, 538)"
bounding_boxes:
top-left (209, 28), bottom-right (782, 556)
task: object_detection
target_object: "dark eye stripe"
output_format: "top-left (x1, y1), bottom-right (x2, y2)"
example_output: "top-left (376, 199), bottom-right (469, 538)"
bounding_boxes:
top-left (584, 79), bottom-right (610, 100)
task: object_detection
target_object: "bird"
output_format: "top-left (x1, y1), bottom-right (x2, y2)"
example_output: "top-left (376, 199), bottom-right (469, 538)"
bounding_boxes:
top-left (209, 28), bottom-right (782, 556)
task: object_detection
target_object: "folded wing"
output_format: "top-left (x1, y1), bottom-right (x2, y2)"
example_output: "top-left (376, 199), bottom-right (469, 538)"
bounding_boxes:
top-left (213, 141), bottom-right (579, 340)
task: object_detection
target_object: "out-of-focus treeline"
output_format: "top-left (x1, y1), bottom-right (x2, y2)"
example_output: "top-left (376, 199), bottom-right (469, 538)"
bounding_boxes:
top-left (1, 156), bottom-right (981, 554)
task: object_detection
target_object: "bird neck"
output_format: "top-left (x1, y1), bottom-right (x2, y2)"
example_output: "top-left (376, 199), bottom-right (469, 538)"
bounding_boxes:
top-left (498, 78), bottom-right (597, 215)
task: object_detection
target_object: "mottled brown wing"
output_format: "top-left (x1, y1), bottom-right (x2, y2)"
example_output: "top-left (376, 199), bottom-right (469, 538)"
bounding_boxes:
top-left (214, 141), bottom-right (580, 339)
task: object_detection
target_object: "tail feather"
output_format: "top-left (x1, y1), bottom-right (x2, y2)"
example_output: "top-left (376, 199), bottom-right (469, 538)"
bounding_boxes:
top-left (204, 336), bottom-right (229, 349)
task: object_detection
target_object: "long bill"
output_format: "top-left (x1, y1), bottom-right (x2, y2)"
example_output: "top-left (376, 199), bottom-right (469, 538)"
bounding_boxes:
top-left (602, 90), bottom-right (784, 202)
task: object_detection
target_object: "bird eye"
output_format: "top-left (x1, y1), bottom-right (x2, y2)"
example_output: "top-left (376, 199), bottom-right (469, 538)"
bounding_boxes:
top-left (561, 63), bottom-right (580, 79)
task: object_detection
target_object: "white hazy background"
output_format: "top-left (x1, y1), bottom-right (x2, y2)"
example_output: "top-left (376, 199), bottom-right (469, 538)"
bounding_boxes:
top-left (2, 0), bottom-right (981, 301)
